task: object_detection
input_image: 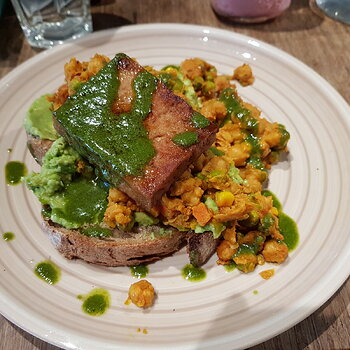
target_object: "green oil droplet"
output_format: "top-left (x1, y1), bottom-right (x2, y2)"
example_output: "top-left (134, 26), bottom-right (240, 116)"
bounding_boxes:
top-left (182, 264), bottom-right (206, 282)
top-left (34, 260), bottom-right (61, 285)
top-left (78, 288), bottom-right (110, 316)
top-left (5, 161), bottom-right (27, 185)
top-left (130, 265), bottom-right (149, 278)
top-left (2, 232), bottom-right (15, 241)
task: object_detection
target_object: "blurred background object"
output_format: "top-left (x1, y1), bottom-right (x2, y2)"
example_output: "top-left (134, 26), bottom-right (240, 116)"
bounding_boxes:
top-left (10, 0), bottom-right (92, 49)
top-left (309, 0), bottom-right (350, 24)
top-left (0, 0), bottom-right (6, 17)
top-left (211, 0), bottom-right (291, 23)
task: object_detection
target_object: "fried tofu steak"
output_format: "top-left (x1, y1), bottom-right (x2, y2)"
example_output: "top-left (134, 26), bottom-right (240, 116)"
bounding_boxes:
top-left (54, 53), bottom-right (218, 211)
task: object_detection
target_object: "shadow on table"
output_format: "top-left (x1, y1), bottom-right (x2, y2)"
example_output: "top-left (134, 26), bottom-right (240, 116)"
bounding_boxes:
top-left (92, 12), bottom-right (133, 32)
top-left (214, 0), bottom-right (323, 33)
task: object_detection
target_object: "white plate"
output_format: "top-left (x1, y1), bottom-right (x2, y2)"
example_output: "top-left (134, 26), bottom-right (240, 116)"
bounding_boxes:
top-left (0, 24), bottom-right (349, 350)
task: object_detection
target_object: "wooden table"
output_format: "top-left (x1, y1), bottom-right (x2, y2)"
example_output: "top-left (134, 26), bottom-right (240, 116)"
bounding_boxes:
top-left (0, 1), bottom-right (349, 349)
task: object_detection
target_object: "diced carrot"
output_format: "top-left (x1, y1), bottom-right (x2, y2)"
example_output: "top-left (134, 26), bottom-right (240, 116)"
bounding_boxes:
top-left (192, 202), bottom-right (212, 226)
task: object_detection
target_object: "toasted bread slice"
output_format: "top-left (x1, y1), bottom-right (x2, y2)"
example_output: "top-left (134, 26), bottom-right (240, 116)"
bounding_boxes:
top-left (42, 219), bottom-right (185, 266)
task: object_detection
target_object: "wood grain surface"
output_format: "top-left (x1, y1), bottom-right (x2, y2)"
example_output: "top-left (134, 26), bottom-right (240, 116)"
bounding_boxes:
top-left (0, 0), bottom-right (349, 349)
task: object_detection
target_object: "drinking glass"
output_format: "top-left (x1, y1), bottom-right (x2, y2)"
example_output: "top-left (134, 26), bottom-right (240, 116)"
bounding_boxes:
top-left (11, 0), bottom-right (93, 49)
top-left (309, 0), bottom-right (350, 24)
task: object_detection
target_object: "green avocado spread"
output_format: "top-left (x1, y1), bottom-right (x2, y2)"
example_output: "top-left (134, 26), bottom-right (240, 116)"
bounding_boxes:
top-left (25, 137), bottom-right (108, 229)
top-left (24, 95), bottom-right (58, 141)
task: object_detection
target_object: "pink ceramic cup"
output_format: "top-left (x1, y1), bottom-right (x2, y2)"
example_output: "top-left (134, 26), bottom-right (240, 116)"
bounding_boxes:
top-left (211, 0), bottom-right (291, 23)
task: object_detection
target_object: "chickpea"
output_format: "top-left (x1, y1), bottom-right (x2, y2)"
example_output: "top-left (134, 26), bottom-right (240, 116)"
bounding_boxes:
top-left (262, 239), bottom-right (288, 264)
top-left (127, 280), bottom-right (155, 308)
top-left (217, 240), bottom-right (237, 261)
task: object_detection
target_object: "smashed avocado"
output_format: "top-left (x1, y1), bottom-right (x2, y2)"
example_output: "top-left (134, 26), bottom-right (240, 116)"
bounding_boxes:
top-left (26, 137), bottom-right (80, 203)
top-left (134, 212), bottom-right (159, 226)
top-left (25, 137), bottom-right (108, 229)
top-left (24, 95), bottom-right (58, 141)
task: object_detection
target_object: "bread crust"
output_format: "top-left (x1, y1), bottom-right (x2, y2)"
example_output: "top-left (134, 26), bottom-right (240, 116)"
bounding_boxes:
top-left (42, 219), bottom-right (186, 266)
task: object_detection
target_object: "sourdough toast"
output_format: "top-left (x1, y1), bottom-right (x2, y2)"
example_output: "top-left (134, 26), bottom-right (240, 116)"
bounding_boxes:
top-left (42, 219), bottom-right (186, 266)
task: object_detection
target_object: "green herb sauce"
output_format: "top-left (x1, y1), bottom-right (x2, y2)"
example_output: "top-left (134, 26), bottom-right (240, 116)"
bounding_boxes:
top-left (245, 134), bottom-right (265, 171)
top-left (130, 265), bottom-right (149, 278)
top-left (191, 111), bottom-right (210, 129)
top-left (208, 146), bottom-right (225, 156)
top-left (279, 212), bottom-right (299, 251)
top-left (49, 177), bottom-right (109, 229)
top-left (5, 161), bottom-right (27, 185)
top-left (2, 232), bottom-right (15, 241)
top-left (78, 288), bottom-right (110, 316)
top-left (260, 190), bottom-right (299, 251)
top-left (219, 88), bottom-right (259, 134)
top-left (34, 260), bottom-right (61, 285)
top-left (277, 123), bottom-right (290, 150)
top-left (80, 226), bottom-right (113, 238)
top-left (54, 54), bottom-right (157, 186)
top-left (172, 131), bottom-right (198, 147)
top-left (224, 262), bottom-right (237, 272)
top-left (182, 264), bottom-right (206, 281)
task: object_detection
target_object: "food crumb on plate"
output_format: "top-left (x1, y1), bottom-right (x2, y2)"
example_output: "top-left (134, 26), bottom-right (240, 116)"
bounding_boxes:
top-left (259, 269), bottom-right (275, 280)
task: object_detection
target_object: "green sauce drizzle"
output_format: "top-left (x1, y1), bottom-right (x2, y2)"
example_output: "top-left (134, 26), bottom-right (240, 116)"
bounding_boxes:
top-left (209, 146), bottom-right (225, 156)
top-left (279, 212), bottom-right (299, 251)
top-left (2, 232), bottom-right (15, 241)
top-left (224, 262), bottom-right (237, 272)
top-left (261, 190), bottom-right (299, 251)
top-left (55, 54), bottom-right (157, 186)
top-left (130, 265), bottom-right (149, 278)
top-left (34, 260), bottom-right (61, 285)
top-left (277, 123), bottom-right (290, 150)
top-left (191, 111), bottom-right (210, 129)
top-left (78, 288), bottom-right (110, 316)
top-left (182, 264), bottom-right (206, 282)
top-left (80, 226), bottom-right (113, 238)
top-left (172, 131), bottom-right (198, 147)
top-left (50, 178), bottom-right (109, 229)
top-left (245, 134), bottom-right (265, 171)
top-left (5, 161), bottom-right (27, 185)
top-left (219, 88), bottom-right (259, 134)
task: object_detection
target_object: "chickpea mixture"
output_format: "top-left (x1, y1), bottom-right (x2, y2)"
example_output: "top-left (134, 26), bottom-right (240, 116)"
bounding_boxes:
top-left (50, 55), bottom-right (291, 274)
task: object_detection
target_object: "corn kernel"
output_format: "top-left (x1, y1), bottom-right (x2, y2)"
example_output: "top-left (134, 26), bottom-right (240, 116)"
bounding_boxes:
top-left (215, 191), bottom-right (235, 207)
top-left (270, 207), bottom-right (279, 216)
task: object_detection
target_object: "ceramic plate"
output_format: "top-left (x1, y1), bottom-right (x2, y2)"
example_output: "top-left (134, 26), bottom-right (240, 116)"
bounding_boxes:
top-left (0, 24), bottom-right (349, 350)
